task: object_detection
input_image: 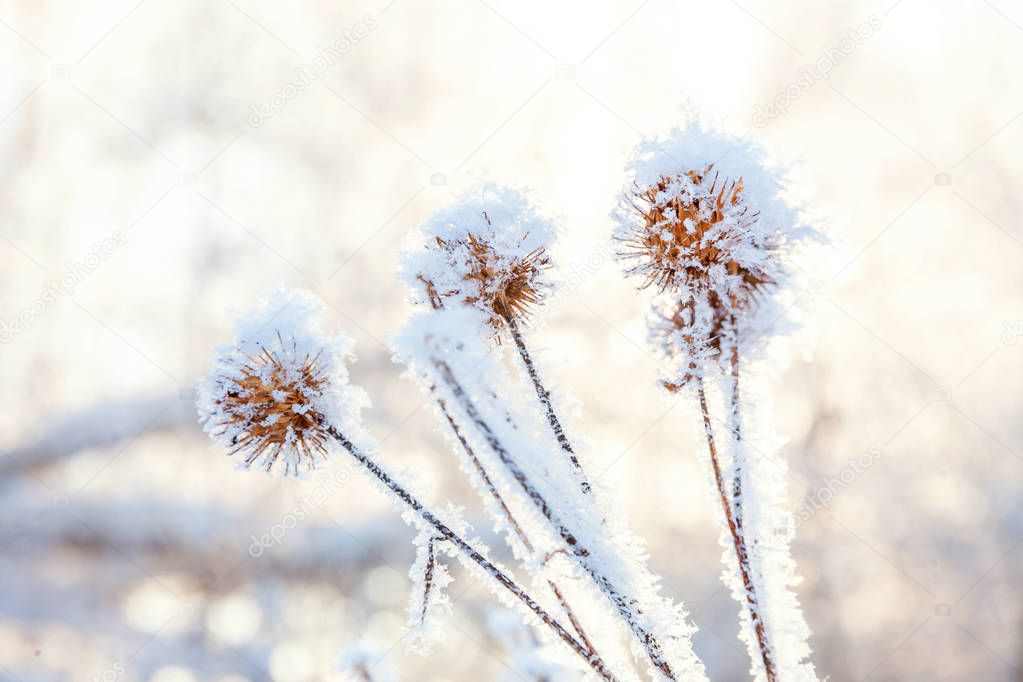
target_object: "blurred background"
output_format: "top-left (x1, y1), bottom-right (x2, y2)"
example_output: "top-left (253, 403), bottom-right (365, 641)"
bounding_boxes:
top-left (1, 0), bottom-right (1021, 680)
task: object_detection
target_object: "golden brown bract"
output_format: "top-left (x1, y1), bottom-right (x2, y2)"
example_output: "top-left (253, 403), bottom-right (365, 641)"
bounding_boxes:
top-left (430, 232), bottom-right (550, 328)
top-left (213, 343), bottom-right (330, 472)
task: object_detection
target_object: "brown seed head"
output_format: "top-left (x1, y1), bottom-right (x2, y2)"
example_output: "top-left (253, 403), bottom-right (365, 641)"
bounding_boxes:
top-left (214, 340), bottom-right (331, 473)
top-left (619, 164), bottom-right (768, 300)
top-left (429, 232), bottom-right (550, 327)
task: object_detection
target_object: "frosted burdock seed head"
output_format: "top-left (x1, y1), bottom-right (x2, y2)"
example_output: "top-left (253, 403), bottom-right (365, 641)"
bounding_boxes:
top-left (614, 123), bottom-right (815, 316)
top-left (197, 289), bottom-right (364, 476)
top-left (402, 184), bottom-right (556, 329)
top-left (443, 231), bottom-right (549, 323)
top-left (620, 166), bottom-right (767, 300)
top-left (615, 123), bottom-right (820, 378)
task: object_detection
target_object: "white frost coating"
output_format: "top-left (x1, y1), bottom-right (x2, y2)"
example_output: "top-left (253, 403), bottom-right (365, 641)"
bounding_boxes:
top-left (393, 307), bottom-right (546, 565)
top-left (393, 308), bottom-right (707, 682)
top-left (724, 376), bottom-right (817, 682)
top-left (646, 293), bottom-right (722, 391)
top-left (196, 288), bottom-right (368, 476)
top-left (405, 523), bottom-right (456, 653)
top-left (399, 182), bottom-right (558, 323)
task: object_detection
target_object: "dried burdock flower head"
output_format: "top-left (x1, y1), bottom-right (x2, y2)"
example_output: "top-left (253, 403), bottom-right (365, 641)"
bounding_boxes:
top-left (440, 231), bottom-right (550, 324)
top-left (402, 184), bottom-right (556, 329)
top-left (620, 165), bottom-right (769, 303)
top-left (197, 289), bottom-right (366, 476)
top-left (615, 123), bottom-right (819, 367)
top-left (614, 124), bottom-right (814, 308)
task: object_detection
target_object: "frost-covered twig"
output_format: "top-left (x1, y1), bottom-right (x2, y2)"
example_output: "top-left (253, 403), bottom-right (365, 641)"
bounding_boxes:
top-left (196, 290), bottom-right (620, 682)
top-left (325, 424), bottom-right (613, 673)
top-left (614, 123), bottom-right (820, 681)
top-left (327, 422), bottom-right (617, 681)
top-left (504, 313), bottom-right (591, 494)
top-left (434, 391), bottom-right (600, 657)
top-left (406, 530), bottom-right (451, 651)
top-left (695, 375), bottom-right (776, 681)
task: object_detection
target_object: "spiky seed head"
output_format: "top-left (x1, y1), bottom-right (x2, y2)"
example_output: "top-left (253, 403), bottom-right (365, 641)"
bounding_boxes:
top-left (432, 232), bottom-right (550, 326)
top-left (197, 289), bottom-right (364, 477)
top-left (617, 164), bottom-right (770, 305)
top-left (208, 336), bottom-right (331, 474)
top-left (401, 183), bottom-right (557, 331)
top-left (616, 124), bottom-right (820, 385)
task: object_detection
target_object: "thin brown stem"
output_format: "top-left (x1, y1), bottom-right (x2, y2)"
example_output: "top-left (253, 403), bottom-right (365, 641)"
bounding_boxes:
top-left (434, 392), bottom-right (601, 656)
top-left (504, 314), bottom-right (592, 495)
top-left (416, 535), bottom-right (442, 626)
top-left (694, 377), bottom-right (776, 682)
top-left (728, 322), bottom-right (744, 529)
top-left (325, 423), bottom-right (620, 682)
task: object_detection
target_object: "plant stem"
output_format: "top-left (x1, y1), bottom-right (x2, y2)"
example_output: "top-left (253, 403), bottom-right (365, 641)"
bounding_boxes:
top-left (325, 424), bottom-right (620, 682)
top-left (421, 279), bottom-right (601, 660)
top-left (433, 357), bottom-right (677, 680)
top-left (416, 535), bottom-right (441, 625)
top-left (503, 314), bottom-right (592, 495)
top-left (727, 324), bottom-right (745, 541)
top-left (693, 376), bottom-right (776, 682)
top-left (434, 393), bottom-right (601, 657)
